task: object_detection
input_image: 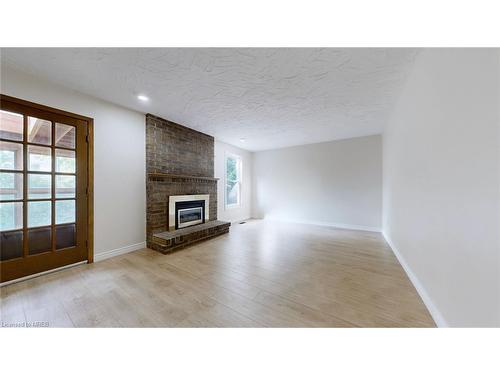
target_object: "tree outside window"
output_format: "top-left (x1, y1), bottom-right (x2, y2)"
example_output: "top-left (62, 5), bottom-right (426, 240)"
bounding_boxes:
top-left (225, 154), bottom-right (241, 208)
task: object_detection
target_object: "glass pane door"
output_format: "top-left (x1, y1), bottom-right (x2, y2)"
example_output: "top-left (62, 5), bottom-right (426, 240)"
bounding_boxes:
top-left (0, 96), bottom-right (90, 282)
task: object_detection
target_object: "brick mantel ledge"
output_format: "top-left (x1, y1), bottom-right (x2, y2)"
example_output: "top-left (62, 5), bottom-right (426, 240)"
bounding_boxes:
top-left (148, 172), bottom-right (219, 181)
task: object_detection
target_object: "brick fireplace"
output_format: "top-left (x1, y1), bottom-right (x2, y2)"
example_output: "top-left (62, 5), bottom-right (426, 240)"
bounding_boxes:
top-left (146, 114), bottom-right (229, 253)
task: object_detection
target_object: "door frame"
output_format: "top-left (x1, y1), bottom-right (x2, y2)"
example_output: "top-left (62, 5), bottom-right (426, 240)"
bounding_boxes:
top-left (0, 94), bottom-right (94, 267)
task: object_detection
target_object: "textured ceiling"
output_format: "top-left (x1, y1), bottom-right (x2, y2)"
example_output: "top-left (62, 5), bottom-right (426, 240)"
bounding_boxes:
top-left (1, 48), bottom-right (418, 151)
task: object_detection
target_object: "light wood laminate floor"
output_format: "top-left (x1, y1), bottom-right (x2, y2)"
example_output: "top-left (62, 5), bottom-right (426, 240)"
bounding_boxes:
top-left (1, 220), bottom-right (435, 327)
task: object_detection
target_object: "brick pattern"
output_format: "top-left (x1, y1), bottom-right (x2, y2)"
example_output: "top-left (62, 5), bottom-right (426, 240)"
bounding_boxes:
top-left (146, 114), bottom-right (214, 177)
top-left (146, 175), bottom-right (218, 247)
top-left (145, 114), bottom-right (219, 250)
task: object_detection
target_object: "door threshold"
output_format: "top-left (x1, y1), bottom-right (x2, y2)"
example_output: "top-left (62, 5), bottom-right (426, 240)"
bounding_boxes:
top-left (0, 261), bottom-right (88, 287)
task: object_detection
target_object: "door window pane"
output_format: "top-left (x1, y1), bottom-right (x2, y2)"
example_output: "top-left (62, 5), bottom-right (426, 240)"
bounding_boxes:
top-left (28, 200), bottom-right (51, 227)
top-left (28, 174), bottom-right (52, 199)
top-left (56, 224), bottom-right (76, 249)
top-left (56, 175), bottom-right (75, 198)
top-left (56, 200), bottom-right (75, 224)
top-left (0, 172), bottom-right (23, 200)
top-left (0, 141), bottom-right (23, 170)
top-left (0, 230), bottom-right (23, 261)
top-left (0, 201), bottom-right (23, 231)
top-left (55, 149), bottom-right (75, 173)
top-left (55, 123), bottom-right (76, 149)
top-left (0, 110), bottom-right (23, 141)
top-left (28, 227), bottom-right (52, 255)
top-left (28, 117), bottom-right (52, 145)
top-left (28, 145), bottom-right (52, 172)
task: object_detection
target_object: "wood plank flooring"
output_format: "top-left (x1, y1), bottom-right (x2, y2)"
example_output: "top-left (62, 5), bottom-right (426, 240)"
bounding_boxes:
top-left (0, 220), bottom-right (435, 327)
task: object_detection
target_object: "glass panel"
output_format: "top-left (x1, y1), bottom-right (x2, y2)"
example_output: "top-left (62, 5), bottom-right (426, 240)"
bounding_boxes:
top-left (0, 141), bottom-right (23, 170)
top-left (56, 200), bottom-right (75, 224)
top-left (0, 110), bottom-right (23, 141)
top-left (0, 172), bottom-right (23, 201)
top-left (28, 227), bottom-right (52, 255)
top-left (55, 149), bottom-right (75, 173)
top-left (226, 182), bottom-right (239, 206)
top-left (28, 116), bottom-right (52, 145)
top-left (179, 208), bottom-right (202, 223)
top-left (225, 156), bottom-right (240, 206)
top-left (0, 202), bottom-right (23, 231)
top-left (28, 173), bottom-right (52, 199)
top-left (56, 224), bottom-right (76, 250)
top-left (56, 175), bottom-right (75, 198)
top-left (28, 145), bottom-right (52, 172)
top-left (55, 123), bottom-right (76, 149)
top-left (226, 157), bottom-right (238, 181)
top-left (0, 230), bottom-right (23, 261)
top-left (28, 200), bottom-right (51, 228)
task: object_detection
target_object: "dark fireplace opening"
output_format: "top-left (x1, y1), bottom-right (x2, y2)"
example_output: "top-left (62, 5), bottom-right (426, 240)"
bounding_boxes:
top-left (175, 200), bottom-right (205, 229)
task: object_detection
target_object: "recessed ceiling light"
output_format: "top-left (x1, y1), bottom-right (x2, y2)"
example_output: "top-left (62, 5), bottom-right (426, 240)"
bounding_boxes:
top-left (137, 94), bottom-right (149, 102)
top-left (239, 138), bottom-right (246, 143)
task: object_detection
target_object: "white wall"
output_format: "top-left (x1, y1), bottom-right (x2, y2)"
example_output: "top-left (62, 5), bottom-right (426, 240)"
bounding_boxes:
top-left (214, 140), bottom-right (252, 223)
top-left (1, 65), bottom-right (146, 259)
top-left (383, 49), bottom-right (500, 327)
top-left (252, 135), bottom-right (382, 231)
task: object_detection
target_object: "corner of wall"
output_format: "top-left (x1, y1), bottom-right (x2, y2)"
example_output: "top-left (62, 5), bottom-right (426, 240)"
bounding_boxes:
top-left (382, 231), bottom-right (448, 328)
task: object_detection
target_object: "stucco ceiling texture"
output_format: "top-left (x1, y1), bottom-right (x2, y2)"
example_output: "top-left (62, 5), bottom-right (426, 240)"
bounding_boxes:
top-left (1, 48), bottom-right (418, 151)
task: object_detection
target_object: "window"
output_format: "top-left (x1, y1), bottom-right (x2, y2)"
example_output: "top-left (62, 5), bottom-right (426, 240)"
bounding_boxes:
top-left (225, 154), bottom-right (241, 208)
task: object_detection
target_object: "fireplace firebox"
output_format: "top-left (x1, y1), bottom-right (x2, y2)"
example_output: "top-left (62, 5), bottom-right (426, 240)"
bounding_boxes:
top-left (168, 194), bottom-right (210, 231)
top-left (175, 200), bottom-right (205, 229)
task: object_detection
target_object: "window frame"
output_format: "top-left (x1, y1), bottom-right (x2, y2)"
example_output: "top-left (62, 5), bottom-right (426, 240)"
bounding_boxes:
top-left (224, 152), bottom-right (242, 210)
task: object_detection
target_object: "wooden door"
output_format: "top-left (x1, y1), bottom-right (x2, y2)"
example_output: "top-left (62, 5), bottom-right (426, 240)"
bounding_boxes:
top-left (1, 95), bottom-right (93, 283)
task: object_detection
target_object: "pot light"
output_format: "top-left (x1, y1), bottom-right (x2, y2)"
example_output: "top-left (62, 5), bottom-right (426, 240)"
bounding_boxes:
top-left (137, 94), bottom-right (149, 102)
top-left (239, 138), bottom-right (246, 143)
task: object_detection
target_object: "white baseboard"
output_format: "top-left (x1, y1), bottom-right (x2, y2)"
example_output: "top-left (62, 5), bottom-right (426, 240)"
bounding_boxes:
top-left (382, 231), bottom-right (448, 328)
top-left (94, 241), bottom-right (146, 262)
top-left (262, 217), bottom-right (381, 233)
